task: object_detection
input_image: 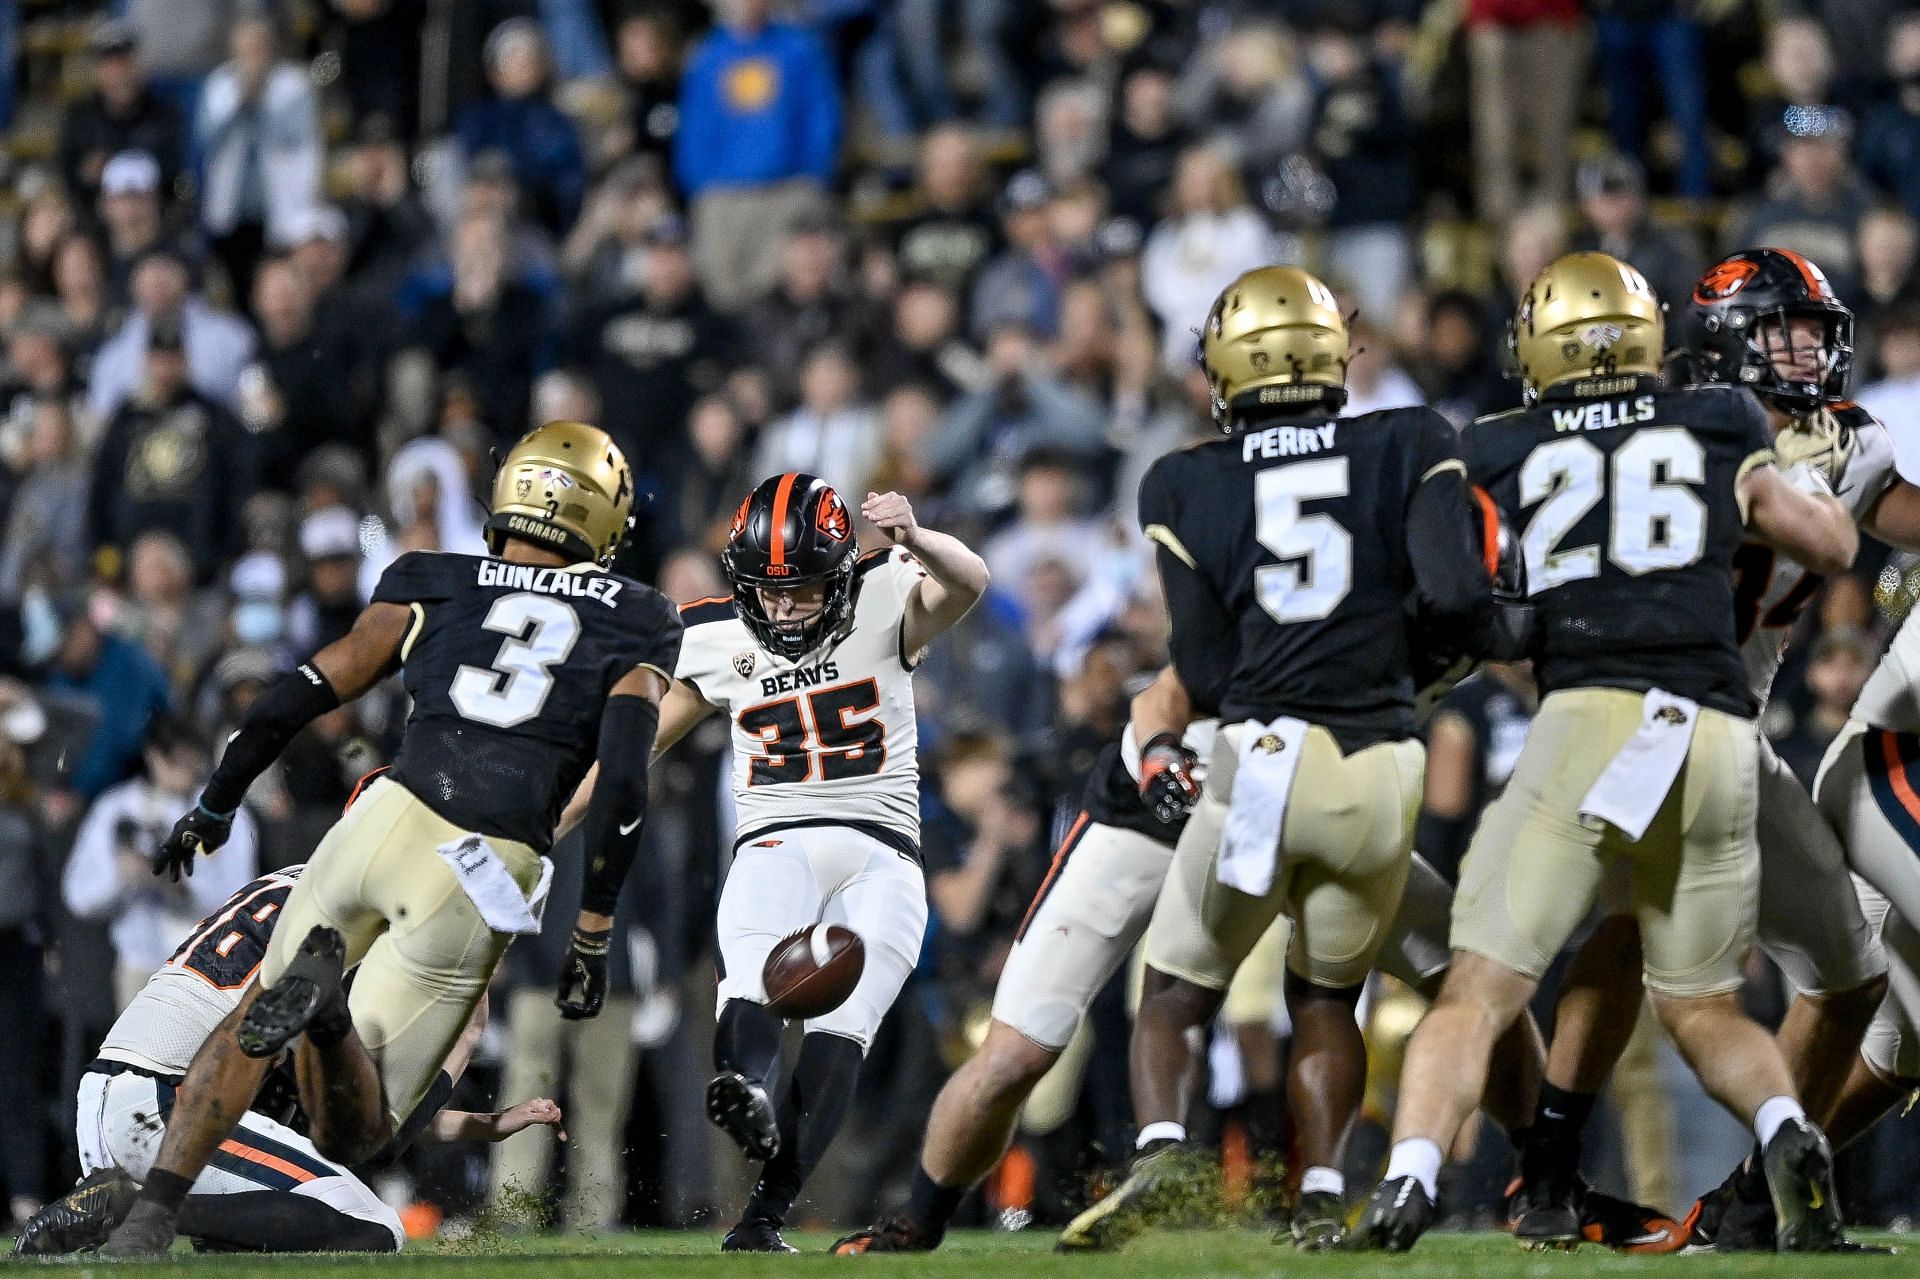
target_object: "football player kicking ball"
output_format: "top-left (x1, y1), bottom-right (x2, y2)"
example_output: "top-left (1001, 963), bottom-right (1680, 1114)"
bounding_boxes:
top-left (1504, 250), bottom-right (1920, 1251)
top-left (16, 867), bottom-right (564, 1256)
top-left (650, 474), bottom-right (985, 1253)
top-left (1356, 253), bottom-right (1860, 1253)
top-left (1048, 265), bottom-right (1527, 1255)
top-left (100, 422), bottom-right (681, 1255)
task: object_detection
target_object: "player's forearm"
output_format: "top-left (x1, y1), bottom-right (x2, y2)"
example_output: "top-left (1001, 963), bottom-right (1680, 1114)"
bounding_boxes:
top-left (578, 694), bottom-right (660, 917)
top-left (422, 1110), bottom-right (510, 1144)
top-left (903, 526), bottom-right (989, 607)
top-left (200, 664), bottom-right (340, 815)
top-left (1865, 481), bottom-right (1920, 554)
top-left (1130, 667), bottom-right (1194, 744)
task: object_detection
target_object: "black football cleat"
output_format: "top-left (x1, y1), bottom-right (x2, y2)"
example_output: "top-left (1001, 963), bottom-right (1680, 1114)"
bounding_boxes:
top-left (830, 1214), bottom-right (941, 1254)
top-left (97, 1198), bottom-right (179, 1257)
top-left (1054, 1138), bottom-right (1185, 1252)
top-left (13, 1169), bottom-right (137, 1255)
top-left (1576, 1185), bottom-right (1686, 1254)
top-left (1353, 1176), bottom-right (1434, 1253)
top-left (706, 1071), bottom-right (781, 1162)
top-left (1510, 1170), bottom-right (1579, 1251)
top-left (723, 1220), bottom-right (799, 1253)
top-left (1762, 1118), bottom-right (1844, 1253)
top-left (237, 925), bottom-right (348, 1059)
top-left (1287, 1189), bottom-right (1347, 1251)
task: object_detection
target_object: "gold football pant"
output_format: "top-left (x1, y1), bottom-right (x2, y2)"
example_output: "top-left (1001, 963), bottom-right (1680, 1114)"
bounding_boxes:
top-left (260, 777), bottom-right (544, 1123)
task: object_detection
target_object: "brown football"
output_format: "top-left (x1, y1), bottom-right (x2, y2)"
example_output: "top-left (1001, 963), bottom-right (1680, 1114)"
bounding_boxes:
top-left (762, 924), bottom-right (865, 1019)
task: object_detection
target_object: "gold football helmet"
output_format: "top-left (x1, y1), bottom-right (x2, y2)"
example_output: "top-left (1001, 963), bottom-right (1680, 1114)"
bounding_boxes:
top-left (485, 421), bottom-right (634, 566)
top-left (1513, 251), bottom-right (1664, 405)
top-left (1202, 265), bottom-right (1349, 424)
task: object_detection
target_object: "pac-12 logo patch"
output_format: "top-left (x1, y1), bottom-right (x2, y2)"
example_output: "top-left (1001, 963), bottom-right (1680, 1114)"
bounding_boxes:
top-left (733, 651), bottom-right (757, 678)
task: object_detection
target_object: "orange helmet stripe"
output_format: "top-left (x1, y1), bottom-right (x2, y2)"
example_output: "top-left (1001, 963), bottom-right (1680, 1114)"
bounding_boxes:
top-left (768, 472), bottom-right (799, 568)
top-left (1774, 248), bottom-right (1826, 298)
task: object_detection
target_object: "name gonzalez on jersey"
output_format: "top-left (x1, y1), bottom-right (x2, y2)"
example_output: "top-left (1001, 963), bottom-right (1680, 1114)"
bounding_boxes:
top-left (476, 557), bottom-right (625, 604)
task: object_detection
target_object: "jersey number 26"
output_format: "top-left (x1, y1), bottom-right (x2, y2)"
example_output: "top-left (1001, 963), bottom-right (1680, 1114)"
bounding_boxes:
top-left (1520, 428), bottom-right (1707, 590)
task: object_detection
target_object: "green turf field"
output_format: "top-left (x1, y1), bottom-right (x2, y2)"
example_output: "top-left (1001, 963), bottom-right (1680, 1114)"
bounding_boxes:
top-left (18, 1229), bottom-right (1909, 1278)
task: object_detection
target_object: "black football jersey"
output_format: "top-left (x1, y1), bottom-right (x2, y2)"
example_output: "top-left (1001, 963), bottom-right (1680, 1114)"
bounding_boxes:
top-left (1464, 383), bottom-right (1774, 718)
top-left (374, 552), bottom-right (682, 849)
top-left (1138, 406), bottom-right (1476, 748)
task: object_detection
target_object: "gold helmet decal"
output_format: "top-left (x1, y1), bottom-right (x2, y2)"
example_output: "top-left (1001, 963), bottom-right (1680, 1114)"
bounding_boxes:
top-left (486, 420), bottom-right (635, 566)
top-left (1202, 265), bottom-right (1349, 425)
top-left (1513, 251), bottom-right (1665, 405)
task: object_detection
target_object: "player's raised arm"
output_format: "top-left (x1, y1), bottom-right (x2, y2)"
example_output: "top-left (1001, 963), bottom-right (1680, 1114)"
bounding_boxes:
top-left (864, 490), bottom-right (989, 654)
top-left (1739, 461), bottom-right (1858, 574)
top-left (151, 599), bottom-right (413, 881)
top-left (556, 662), bottom-right (671, 1021)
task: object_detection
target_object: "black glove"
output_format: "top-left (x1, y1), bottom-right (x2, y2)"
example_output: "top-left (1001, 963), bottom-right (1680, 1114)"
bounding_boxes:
top-left (152, 804), bottom-right (235, 882)
top-left (1139, 732), bottom-right (1202, 824)
top-left (555, 926), bottom-right (612, 1020)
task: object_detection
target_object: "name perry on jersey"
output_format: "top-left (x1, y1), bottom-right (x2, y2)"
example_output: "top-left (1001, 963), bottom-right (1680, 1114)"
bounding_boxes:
top-left (1243, 421), bottom-right (1339, 461)
top-left (475, 558), bottom-right (625, 605)
top-left (761, 660), bottom-right (841, 697)
top-left (1551, 395), bottom-right (1657, 434)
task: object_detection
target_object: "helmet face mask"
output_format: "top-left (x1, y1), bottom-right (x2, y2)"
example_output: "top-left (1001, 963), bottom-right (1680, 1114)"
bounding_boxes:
top-left (486, 421), bottom-right (635, 567)
top-left (1690, 248), bottom-right (1854, 410)
top-left (723, 474), bottom-right (859, 660)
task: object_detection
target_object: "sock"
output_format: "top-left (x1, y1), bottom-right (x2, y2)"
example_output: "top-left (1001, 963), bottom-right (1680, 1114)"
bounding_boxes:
top-left (714, 998), bottom-right (785, 1086)
top-left (138, 1169), bottom-right (193, 1214)
top-left (1300, 1166), bottom-right (1345, 1197)
top-left (1753, 1095), bottom-right (1805, 1149)
top-left (742, 1031), bottom-right (864, 1227)
top-left (1384, 1138), bottom-right (1442, 1200)
top-left (1507, 1124), bottom-right (1532, 1156)
top-left (1239, 1088), bottom-right (1285, 1162)
top-left (177, 1191), bottom-right (397, 1252)
top-left (1531, 1083), bottom-right (1596, 1143)
top-left (1136, 1121), bottom-right (1186, 1149)
top-left (904, 1166), bottom-right (965, 1235)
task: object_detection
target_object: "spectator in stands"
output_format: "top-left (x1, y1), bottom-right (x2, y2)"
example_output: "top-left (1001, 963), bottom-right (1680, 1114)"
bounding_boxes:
top-left (567, 213), bottom-right (732, 458)
top-left (244, 256), bottom-right (371, 490)
top-left (560, 157), bottom-right (671, 313)
top-left (0, 398), bottom-right (90, 600)
top-left (895, 126), bottom-right (1000, 295)
top-left (38, 593), bottom-right (171, 806)
top-left (286, 506), bottom-right (368, 658)
top-left (1591, 0), bottom-right (1711, 198)
top-left (58, 19), bottom-right (186, 210)
top-left (1173, 20), bottom-right (1311, 174)
top-left (15, 192), bottom-right (76, 300)
top-left (1141, 145), bottom-right (1284, 371)
top-left (1724, 106), bottom-right (1874, 298)
top-left (972, 169), bottom-right (1071, 342)
top-left (1776, 627), bottom-right (1876, 783)
top-left (752, 341), bottom-right (882, 496)
top-left (674, 0), bottom-right (841, 311)
top-left (1747, 17), bottom-right (1840, 180)
top-left (742, 212), bottom-right (863, 411)
top-left (1034, 79), bottom-right (1106, 187)
top-left (194, 13), bottom-right (323, 305)
top-left (62, 713), bottom-right (257, 1011)
top-left (612, 10), bottom-right (684, 182)
top-left (856, 0), bottom-right (1024, 141)
top-left (1464, 0), bottom-right (1588, 221)
top-left (88, 316), bottom-right (256, 584)
top-left (1857, 308), bottom-right (1920, 428)
top-left (983, 451), bottom-right (1108, 604)
top-left (1102, 61), bottom-right (1188, 227)
top-left (88, 248), bottom-right (256, 422)
top-left (1413, 290), bottom-right (1512, 427)
top-left (50, 233), bottom-right (112, 368)
top-left (663, 394), bottom-right (755, 554)
top-left (1860, 14), bottom-right (1920, 222)
top-left (1571, 153), bottom-right (1702, 315)
top-left (118, 529), bottom-right (224, 691)
top-left (95, 150), bottom-right (171, 304)
top-left (124, 0), bottom-right (237, 121)
top-left (334, 0), bottom-right (425, 142)
top-left (870, 277), bottom-right (982, 403)
top-left (1854, 205), bottom-right (1920, 369)
top-left (922, 731), bottom-right (1043, 1006)
top-left (1342, 317), bottom-right (1425, 417)
top-left (457, 19), bottom-right (587, 236)
top-left (337, 118), bottom-right (437, 301)
top-left (410, 211), bottom-right (551, 443)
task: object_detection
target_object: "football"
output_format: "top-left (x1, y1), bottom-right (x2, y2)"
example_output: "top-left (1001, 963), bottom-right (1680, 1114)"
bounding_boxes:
top-left (762, 924), bottom-right (865, 1019)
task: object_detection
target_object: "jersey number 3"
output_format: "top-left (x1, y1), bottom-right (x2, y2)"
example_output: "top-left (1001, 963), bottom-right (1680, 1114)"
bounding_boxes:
top-left (740, 680), bottom-right (887, 786)
top-left (1520, 428), bottom-right (1707, 590)
top-left (451, 593), bottom-right (582, 728)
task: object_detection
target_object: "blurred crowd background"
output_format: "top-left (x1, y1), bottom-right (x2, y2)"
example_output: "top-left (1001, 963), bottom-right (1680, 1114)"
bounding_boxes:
top-left (0, 0), bottom-right (1918, 1243)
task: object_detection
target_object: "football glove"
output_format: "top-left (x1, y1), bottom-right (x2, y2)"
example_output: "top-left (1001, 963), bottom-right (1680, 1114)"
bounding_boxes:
top-left (1773, 409), bottom-right (1854, 492)
top-left (1139, 732), bottom-right (1201, 823)
top-left (556, 927), bottom-right (612, 1020)
top-left (152, 804), bottom-right (234, 882)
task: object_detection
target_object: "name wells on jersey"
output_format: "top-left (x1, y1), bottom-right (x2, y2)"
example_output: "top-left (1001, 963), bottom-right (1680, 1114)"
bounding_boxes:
top-left (1551, 395), bottom-right (1657, 434)
top-left (475, 558), bottom-right (626, 605)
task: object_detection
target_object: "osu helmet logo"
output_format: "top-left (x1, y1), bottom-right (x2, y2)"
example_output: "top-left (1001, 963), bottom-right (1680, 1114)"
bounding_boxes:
top-left (815, 490), bottom-right (850, 542)
top-left (729, 494), bottom-right (752, 540)
top-left (1695, 258), bottom-right (1760, 304)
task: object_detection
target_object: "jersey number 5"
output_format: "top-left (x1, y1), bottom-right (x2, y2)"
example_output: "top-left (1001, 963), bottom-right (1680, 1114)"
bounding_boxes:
top-left (1254, 457), bottom-right (1352, 623)
top-left (739, 680), bottom-right (887, 786)
top-left (451, 593), bottom-right (582, 728)
top-left (1520, 428), bottom-right (1707, 590)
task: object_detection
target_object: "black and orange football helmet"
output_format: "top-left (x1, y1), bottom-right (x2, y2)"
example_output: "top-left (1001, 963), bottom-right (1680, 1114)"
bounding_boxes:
top-left (1689, 248), bottom-right (1854, 410)
top-left (722, 472), bottom-right (859, 659)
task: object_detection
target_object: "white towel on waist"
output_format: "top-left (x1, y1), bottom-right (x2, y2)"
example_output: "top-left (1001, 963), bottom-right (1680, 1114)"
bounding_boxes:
top-left (1218, 717), bottom-right (1309, 896)
top-left (436, 834), bottom-right (552, 935)
top-left (1577, 690), bottom-right (1699, 842)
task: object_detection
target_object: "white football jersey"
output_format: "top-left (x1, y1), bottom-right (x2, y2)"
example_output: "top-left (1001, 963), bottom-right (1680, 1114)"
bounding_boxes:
top-left (678, 549), bottom-right (926, 850)
top-left (1741, 412), bottom-right (1901, 702)
top-left (96, 868), bottom-right (301, 1077)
